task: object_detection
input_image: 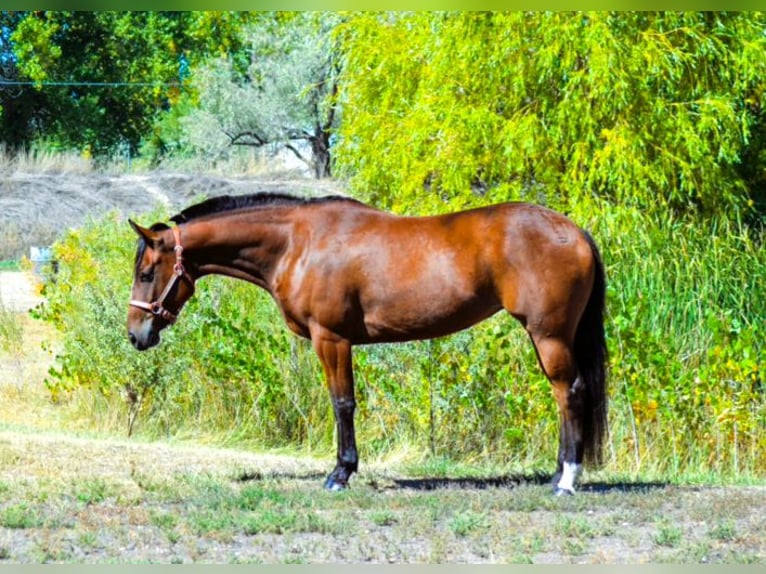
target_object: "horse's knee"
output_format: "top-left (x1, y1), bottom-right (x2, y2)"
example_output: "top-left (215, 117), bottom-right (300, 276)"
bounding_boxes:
top-left (332, 395), bottom-right (356, 418)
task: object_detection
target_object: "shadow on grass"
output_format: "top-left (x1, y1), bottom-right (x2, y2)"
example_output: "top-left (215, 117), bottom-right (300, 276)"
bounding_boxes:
top-left (389, 473), bottom-right (669, 494)
top-left (234, 470), bottom-right (669, 494)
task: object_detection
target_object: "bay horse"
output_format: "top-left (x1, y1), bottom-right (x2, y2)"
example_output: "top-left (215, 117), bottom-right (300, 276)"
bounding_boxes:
top-left (127, 192), bottom-right (607, 495)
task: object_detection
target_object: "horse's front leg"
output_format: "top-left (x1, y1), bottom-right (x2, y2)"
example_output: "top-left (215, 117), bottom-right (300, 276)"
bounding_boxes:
top-left (310, 326), bottom-right (358, 491)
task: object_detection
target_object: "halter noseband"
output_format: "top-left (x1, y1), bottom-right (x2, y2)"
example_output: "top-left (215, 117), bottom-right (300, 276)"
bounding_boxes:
top-left (129, 225), bottom-right (193, 324)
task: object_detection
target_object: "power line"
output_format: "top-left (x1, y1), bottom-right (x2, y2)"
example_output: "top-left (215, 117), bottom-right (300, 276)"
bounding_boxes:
top-left (0, 80), bottom-right (183, 87)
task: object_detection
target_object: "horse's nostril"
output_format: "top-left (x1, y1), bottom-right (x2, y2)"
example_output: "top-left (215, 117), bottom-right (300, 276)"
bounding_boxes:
top-left (128, 331), bottom-right (137, 347)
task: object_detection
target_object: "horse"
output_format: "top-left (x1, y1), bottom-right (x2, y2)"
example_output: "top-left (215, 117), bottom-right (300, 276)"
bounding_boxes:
top-left (127, 192), bottom-right (607, 495)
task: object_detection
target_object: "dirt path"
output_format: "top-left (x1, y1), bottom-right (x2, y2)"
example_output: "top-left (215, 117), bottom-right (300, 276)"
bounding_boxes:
top-left (0, 272), bottom-right (43, 313)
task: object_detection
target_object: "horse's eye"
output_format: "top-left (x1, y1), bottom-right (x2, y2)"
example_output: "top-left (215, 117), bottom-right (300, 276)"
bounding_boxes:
top-left (139, 270), bottom-right (154, 283)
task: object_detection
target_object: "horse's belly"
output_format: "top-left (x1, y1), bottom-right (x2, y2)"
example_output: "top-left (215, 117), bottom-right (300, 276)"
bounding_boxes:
top-left (360, 294), bottom-right (501, 344)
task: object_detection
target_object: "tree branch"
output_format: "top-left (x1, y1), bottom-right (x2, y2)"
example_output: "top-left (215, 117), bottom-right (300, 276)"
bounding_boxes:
top-left (284, 143), bottom-right (310, 165)
top-left (322, 78), bottom-right (339, 133)
top-left (225, 130), bottom-right (269, 147)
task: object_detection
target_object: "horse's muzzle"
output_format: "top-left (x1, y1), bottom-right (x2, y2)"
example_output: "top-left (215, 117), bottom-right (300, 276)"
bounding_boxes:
top-left (128, 327), bottom-right (160, 351)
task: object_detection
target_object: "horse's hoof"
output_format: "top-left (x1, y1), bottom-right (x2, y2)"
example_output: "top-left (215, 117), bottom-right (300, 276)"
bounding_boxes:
top-left (554, 486), bottom-right (575, 496)
top-left (324, 478), bottom-right (348, 492)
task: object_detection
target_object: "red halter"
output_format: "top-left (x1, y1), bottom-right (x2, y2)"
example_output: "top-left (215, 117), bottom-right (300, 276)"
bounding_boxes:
top-left (129, 225), bottom-right (193, 323)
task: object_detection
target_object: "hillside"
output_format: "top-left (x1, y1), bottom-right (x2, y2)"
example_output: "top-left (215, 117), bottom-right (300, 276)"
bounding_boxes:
top-left (0, 168), bottom-right (345, 261)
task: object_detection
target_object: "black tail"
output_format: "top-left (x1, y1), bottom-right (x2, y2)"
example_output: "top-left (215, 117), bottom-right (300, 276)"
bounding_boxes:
top-left (575, 231), bottom-right (608, 467)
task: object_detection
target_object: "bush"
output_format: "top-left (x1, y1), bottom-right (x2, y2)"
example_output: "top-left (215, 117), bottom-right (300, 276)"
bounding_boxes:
top-left (38, 210), bottom-right (330, 448)
top-left (38, 203), bottom-right (766, 479)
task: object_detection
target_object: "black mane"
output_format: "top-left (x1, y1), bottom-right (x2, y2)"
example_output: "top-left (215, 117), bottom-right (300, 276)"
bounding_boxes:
top-left (169, 192), bottom-right (360, 224)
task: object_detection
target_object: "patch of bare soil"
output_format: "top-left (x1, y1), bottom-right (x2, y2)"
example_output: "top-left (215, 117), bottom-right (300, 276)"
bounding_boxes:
top-left (0, 272), bottom-right (43, 314)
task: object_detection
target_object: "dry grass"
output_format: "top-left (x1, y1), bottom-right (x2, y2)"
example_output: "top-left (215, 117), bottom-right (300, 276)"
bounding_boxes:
top-left (0, 148), bottom-right (94, 175)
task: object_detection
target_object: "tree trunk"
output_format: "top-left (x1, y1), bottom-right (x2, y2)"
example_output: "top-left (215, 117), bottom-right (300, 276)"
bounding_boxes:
top-left (311, 128), bottom-right (332, 179)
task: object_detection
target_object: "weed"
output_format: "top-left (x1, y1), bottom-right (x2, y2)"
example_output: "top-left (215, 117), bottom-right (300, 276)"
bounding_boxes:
top-left (236, 485), bottom-right (288, 510)
top-left (150, 510), bottom-right (178, 530)
top-left (33, 540), bottom-right (73, 563)
top-left (0, 502), bottom-right (43, 529)
top-left (242, 509), bottom-right (298, 535)
top-left (149, 509), bottom-right (181, 543)
top-left (77, 531), bottom-right (99, 550)
top-left (448, 510), bottom-right (489, 537)
top-left (75, 478), bottom-right (111, 505)
top-left (562, 538), bottom-right (587, 556)
top-left (708, 521), bottom-right (738, 542)
top-left (654, 523), bottom-right (683, 548)
top-left (369, 509), bottom-right (397, 527)
top-left (555, 515), bottom-right (595, 538)
top-left (188, 508), bottom-right (237, 538)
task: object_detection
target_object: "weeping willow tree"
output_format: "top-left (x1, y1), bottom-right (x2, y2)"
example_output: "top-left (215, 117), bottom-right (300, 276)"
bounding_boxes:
top-left (334, 12), bottom-right (766, 217)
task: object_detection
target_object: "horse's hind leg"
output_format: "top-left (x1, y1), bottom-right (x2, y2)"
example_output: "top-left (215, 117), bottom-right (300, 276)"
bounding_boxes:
top-left (529, 333), bottom-right (586, 495)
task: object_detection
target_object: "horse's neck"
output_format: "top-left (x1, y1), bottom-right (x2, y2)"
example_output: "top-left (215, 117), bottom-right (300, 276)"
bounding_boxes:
top-left (181, 214), bottom-right (292, 289)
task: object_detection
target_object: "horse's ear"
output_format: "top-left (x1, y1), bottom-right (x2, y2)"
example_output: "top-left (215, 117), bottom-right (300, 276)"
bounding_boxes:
top-left (129, 219), bottom-right (159, 247)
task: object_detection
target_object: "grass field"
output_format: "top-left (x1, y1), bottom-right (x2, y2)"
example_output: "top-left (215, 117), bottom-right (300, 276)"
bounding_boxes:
top-left (0, 436), bottom-right (763, 564)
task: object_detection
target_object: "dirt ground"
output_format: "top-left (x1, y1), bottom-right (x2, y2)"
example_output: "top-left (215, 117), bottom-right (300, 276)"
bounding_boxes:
top-left (0, 271), bottom-right (43, 313)
top-left (0, 420), bottom-right (763, 563)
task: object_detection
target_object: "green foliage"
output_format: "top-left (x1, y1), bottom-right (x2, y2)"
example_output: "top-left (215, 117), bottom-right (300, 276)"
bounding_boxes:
top-left (0, 503), bottom-right (43, 529)
top-left (585, 201), bottom-right (766, 477)
top-left (178, 12), bottom-right (342, 176)
top-left (38, 211), bottom-right (331, 448)
top-left (4, 12), bottom-right (254, 156)
top-left (335, 12), bottom-right (766, 217)
top-left (448, 510), bottom-right (489, 537)
top-left (654, 522), bottom-right (684, 548)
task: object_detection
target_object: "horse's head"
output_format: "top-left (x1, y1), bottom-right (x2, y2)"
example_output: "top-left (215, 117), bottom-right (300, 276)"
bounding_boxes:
top-left (127, 219), bottom-right (195, 351)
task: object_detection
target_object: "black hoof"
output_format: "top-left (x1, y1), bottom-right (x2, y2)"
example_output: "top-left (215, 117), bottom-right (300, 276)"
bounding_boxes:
top-left (324, 476), bottom-right (348, 492)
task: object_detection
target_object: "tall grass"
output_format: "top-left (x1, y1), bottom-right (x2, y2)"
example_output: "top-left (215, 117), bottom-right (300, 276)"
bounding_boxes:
top-left (585, 204), bottom-right (766, 478)
top-left (37, 202), bottom-right (766, 481)
top-left (0, 303), bottom-right (23, 353)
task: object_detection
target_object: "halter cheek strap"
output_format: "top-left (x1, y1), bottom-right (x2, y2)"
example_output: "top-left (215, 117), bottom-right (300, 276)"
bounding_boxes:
top-left (130, 225), bottom-right (193, 324)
